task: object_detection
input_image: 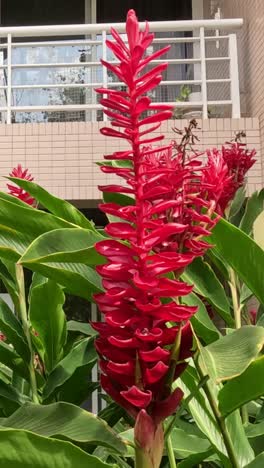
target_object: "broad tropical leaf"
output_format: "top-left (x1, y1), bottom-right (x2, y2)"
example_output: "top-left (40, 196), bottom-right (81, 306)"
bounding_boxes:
top-left (0, 429), bottom-right (116, 467)
top-left (20, 228), bottom-right (104, 265)
top-left (182, 292), bottom-right (220, 344)
top-left (210, 218), bottom-right (264, 305)
top-left (218, 356), bottom-right (264, 416)
top-left (0, 402), bottom-right (126, 454)
top-left (67, 320), bottom-right (97, 336)
top-left (245, 453), bottom-right (264, 468)
top-left (0, 298), bottom-right (29, 361)
top-left (239, 189), bottom-right (264, 235)
top-left (7, 177), bottom-right (95, 230)
top-left (43, 337), bottom-right (96, 400)
top-left (182, 257), bottom-right (232, 325)
top-left (199, 326), bottom-right (264, 383)
top-left (0, 195), bottom-right (78, 240)
top-left (20, 260), bottom-right (103, 301)
top-left (29, 276), bottom-right (66, 373)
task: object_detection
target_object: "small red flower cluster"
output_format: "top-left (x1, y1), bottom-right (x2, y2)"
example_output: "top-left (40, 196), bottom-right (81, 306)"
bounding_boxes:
top-left (7, 164), bottom-right (35, 206)
top-left (202, 143), bottom-right (256, 214)
top-left (92, 10), bottom-right (220, 431)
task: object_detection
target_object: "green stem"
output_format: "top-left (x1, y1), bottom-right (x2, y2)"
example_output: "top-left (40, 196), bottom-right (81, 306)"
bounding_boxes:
top-left (229, 268), bottom-right (248, 423)
top-left (15, 263), bottom-right (39, 404)
top-left (166, 435), bottom-right (177, 468)
top-left (229, 268), bottom-right (241, 329)
top-left (194, 354), bottom-right (239, 468)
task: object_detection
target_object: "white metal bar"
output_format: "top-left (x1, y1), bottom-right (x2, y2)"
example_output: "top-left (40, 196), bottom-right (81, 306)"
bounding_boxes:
top-left (207, 79), bottom-right (231, 83)
top-left (11, 62), bottom-right (101, 69)
top-left (9, 35), bottom-right (229, 49)
top-left (12, 79), bottom-right (203, 90)
top-left (0, 19), bottom-right (243, 38)
top-left (205, 57), bottom-right (230, 62)
top-left (12, 83), bottom-right (100, 89)
top-left (205, 35), bottom-right (229, 41)
top-left (7, 33), bottom-right (12, 124)
top-left (102, 30), bottom-right (108, 122)
top-left (13, 40), bottom-right (101, 47)
top-left (10, 58), bottom-right (202, 69)
top-left (229, 33), bottom-right (241, 118)
top-left (199, 27), bottom-right (207, 119)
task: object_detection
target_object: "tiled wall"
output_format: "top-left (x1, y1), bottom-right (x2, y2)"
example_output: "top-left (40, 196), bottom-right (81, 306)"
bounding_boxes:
top-left (204, 0), bottom-right (264, 180)
top-left (0, 119), bottom-right (261, 204)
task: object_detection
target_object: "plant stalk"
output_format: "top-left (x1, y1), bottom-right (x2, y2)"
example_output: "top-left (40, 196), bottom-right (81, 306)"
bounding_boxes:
top-left (166, 434), bottom-right (177, 468)
top-left (15, 263), bottom-right (39, 404)
top-left (229, 268), bottom-right (248, 423)
top-left (194, 355), bottom-right (239, 468)
top-left (229, 268), bottom-right (241, 329)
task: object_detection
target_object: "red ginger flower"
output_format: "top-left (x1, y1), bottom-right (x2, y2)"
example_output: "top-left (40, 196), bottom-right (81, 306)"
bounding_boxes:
top-left (92, 10), bottom-right (220, 464)
top-left (202, 143), bottom-right (256, 215)
top-left (7, 164), bottom-right (36, 206)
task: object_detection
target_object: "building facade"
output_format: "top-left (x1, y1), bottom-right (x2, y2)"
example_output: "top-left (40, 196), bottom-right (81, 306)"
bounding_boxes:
top-left (0, 0), bottom-right (262, 206)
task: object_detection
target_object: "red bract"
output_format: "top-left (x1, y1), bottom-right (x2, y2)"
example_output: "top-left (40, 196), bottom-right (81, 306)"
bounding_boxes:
top-left (92, 10), bottom-right (220, 461)
top-left (202, 143), bottom-right (256, 214)
top-left (7, 164), bottom-right (36, 206)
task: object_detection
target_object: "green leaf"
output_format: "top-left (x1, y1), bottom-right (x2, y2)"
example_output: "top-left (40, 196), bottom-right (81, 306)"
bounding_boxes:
top-left (0, 340), bottom-right (28, 380)
top-left (198, 326), bottom-right (264, 383)
top-left (0, 378), bottom-right (29, 407)
top-left (20, 260), bottom-right (102, 301)
top-left (177, 367), bottom-right (226, 458)
top-left (99, 402), bottom-right (126, 428)
top-left (103, 191), bottom-right (134, 206)
top-left (170, 427), bottom-right (211, 459)
top-left (0, 195), bottom-right (76, 239)
top-left (43, 337), bottom-right (96, 400)
top-left (29, 276), bottom-right (66, 373)
top-left (240, 283), bottom-right (253, 303)
top-left (58, 367), bottom-right (98, 406)
top-left (0, 298), bottom-right (29, 361)
top-left (182, 292), bottom-right (220, 344)
top-left (0, 226), bottom-right (32, 262)
top-left (7, 177), bottom-right (95, 230)
top-left (229, 185), bottom-right (246, 219)
top-left (182, 257), bottom-right (232, 325)
top-left (245, 452), bottom-right (264, 468)
top-left (177, 449), bottom-right (215, 468)
top-left (246, 420), bottom-right (264, 438)
top-left (0, 429), bottom-right (116, 467)
top-left (67, 320), bottom-right (97, 336)
top-left (240, 189), bottom-right (264, 235)
top-left (210, 218), bottom-right (264, 306)
top-left (178, 365), bottom-right (254, 466)
top-left (0, 402), bottom-right (126, 454)
top-left (0, 261), bottom-right (19, 311)
top-left (218, 356), bottom-right (264, 417)
top-left (20, 228), bottom-right (104, 265)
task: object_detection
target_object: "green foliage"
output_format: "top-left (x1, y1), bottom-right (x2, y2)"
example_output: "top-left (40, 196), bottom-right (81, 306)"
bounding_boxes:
top-left (29, 276), bottom-right (67, 373)
top-left (0, 402), bottom-right (126, 454)
top-left (219, 356), bottom-right (264, 416)
top-left (210, 217), bottom-right (264, 305)
top-left (198, 326), bottom-right (264, 383)
top-left (0, 180), bottom-right (262, 467)
top-left (0, 429), bottom-right (116, 467)
top-left (43, 337), bottom-right (96, 400)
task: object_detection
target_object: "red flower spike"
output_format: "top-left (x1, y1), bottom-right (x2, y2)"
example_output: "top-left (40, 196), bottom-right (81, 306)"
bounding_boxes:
top-left (202, 143), bottom-right (256, 214)
top-left (7, 164), bottom-right (36, 206)
top-left (92, 9), bottom-right (221, 433)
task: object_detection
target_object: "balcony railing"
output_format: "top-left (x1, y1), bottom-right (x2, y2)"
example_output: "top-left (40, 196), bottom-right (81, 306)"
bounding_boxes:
top-left (0, 18), bottom-right (243, 124)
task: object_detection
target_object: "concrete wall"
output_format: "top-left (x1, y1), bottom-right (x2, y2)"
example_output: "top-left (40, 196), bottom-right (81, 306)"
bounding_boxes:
top-left (0, 119), bottom-right (261, 205)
